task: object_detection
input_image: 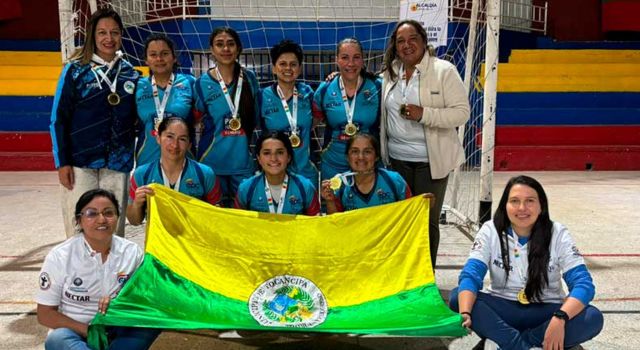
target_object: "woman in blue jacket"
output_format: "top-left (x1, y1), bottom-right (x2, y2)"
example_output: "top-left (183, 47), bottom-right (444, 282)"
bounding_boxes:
top-left (194, 27), bottom-right (259, 207)
top-left (50, 8), bottom-right (139, 237)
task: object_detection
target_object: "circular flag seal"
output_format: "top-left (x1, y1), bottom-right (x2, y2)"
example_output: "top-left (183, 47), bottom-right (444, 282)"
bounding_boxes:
top-left (249, 275), bottom-right (328, 328)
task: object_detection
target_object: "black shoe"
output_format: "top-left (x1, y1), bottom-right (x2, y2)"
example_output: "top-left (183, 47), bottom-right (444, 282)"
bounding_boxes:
top-left (472, 338), bottom-right (486, 350)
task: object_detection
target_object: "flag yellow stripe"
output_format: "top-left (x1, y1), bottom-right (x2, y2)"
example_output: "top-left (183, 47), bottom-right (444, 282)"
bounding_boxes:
top-left (145, 184), bottom-right (433, 307)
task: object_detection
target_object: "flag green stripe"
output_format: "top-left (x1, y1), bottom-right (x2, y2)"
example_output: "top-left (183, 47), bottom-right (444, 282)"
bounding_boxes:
top-left (89, 254), bottom-right (465, 348)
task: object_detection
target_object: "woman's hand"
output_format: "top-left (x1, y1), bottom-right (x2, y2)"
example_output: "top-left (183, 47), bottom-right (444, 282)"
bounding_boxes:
top-left (422, 193), bottom-right (436, 208)
top-left (320, 180), bottom-right (336, 201)
top-left (543, 317), bottom-right (565, 350)
top-left (98, 296), bottom-right (111, 315)
top-left (58, 166), bottom-right (74, 190)
top-left (132, 186), bottom-right (155, 208)
top-left (461, 312), bottom-right (472, 329)
top-left (403, 104), bottom-right (424, 123)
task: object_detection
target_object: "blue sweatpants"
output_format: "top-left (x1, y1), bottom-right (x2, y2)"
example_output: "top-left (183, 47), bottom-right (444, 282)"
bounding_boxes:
top-left (449, 287), bottom-right (603, 350)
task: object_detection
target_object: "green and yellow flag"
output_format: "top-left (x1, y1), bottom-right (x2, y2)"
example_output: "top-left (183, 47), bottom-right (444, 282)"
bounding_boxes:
top-left (88, 185), bottom-right (465, 349)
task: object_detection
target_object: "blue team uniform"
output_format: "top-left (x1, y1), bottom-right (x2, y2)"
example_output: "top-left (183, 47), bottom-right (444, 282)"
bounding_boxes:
top-left (129, 158), bottom-right (222, 205)
top-left (135, 73), bottom-right (195, 166)
top-left (194, 68), bottom-right (259, 176)
top-left (50, 59), bottom-right (139, 172)
top-left (235, 172), bottom-right (320, 216)
top-left (312, 75), bottom-right (381, 180)
top-left (259, 82), bottom-right (318, 187)
top-left (330, 168), bottom-right (411, 212)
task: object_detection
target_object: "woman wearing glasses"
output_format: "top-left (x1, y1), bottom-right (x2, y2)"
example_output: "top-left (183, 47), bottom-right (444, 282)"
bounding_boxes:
top-left (36, 189), bottom-right (160, 350)
top-left (127, 117), bottom-right (222, 226)
top-left (320, 133), bottom-right (411, 213)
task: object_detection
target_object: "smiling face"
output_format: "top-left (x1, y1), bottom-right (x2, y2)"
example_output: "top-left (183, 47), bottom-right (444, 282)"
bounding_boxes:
top-left (94, 17), bottom-right (122, 61)
top-left (211, 31), bottom-right (239, 66)
top-left (145, 39), bottom-right (176, 76)
top-left (347, 136), bottom-right (378, 173)
top-left (257, 138), bottom-right (291, 177)
top-left (157, 121), bottom-right (190, 162)
top-left (506, 184), bottom-right (542, 236)
top-left (273, 52), bottom-right (301, 86)
top-left (78, 196), bottom-right (118, 242)
top-left (395, 23), bottom-right (426, 67)
top-left (336, 42), bottom-right (364, 83)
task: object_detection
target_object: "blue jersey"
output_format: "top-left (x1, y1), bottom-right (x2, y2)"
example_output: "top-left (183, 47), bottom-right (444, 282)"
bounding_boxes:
top-left (135, 73), bottom-right (195, 166)
top-left (50, 59), bottom-right (139, 172)
top-left (312, 75), bottom-right (381, 179)
top-left (194, 67), bottom-right (259, 176)
top-left (129, 158), bottom-right (221, 205)
top-left (331, 168), bottom-right (410, 212)
top-left (259, 82), bottom-right (318, 187)
top-left (235, 172), bottom-right (320, 216)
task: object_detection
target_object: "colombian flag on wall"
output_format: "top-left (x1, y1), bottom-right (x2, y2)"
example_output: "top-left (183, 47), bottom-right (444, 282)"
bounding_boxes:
top-left (88, 185), bottom-right (465, 349)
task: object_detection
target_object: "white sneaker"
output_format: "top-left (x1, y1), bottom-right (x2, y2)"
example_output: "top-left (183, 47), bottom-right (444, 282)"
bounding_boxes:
top-left (484, 339), bottom-right (500, 350)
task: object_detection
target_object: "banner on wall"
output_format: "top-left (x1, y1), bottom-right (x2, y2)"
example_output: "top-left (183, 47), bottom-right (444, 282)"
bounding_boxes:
top-left (399, 0), bottom-right (449, 47)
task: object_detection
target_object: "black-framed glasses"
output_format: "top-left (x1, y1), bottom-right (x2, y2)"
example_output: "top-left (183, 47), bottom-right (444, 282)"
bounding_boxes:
top-left (78, 208), bottom-right (118, 220)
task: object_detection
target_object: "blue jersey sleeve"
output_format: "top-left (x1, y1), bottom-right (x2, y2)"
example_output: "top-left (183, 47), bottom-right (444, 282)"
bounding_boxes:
top-left (50, 63), bottom-right (75, 168)
top-left (458, 258), bottom-right (488, 294)
top-left (563, 264), bottom-right (595, 305)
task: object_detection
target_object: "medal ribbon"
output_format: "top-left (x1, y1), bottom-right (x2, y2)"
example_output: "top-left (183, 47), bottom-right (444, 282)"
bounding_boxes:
top-left (213, 65), bottom-right (243, 119)
top-left (264, 174), bottom-right (289, 214)
top-left (151, 73), bottom-right (175, 124)
top-left (276, 84), bottom-right (298, 136)
top-left (91, 51), bottom-right (123, 94)
top-left (338, 76), bottom-right (361, 128)
top-left (160, 160), bottom-right (185, 192)
top-left (509, 227), bottom-right (529, 286)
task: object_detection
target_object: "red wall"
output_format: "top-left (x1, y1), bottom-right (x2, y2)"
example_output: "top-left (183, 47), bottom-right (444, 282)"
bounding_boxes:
top-left (546, 0), bottom-right (603, 41)
top-left (0, 0), bottom-right (59, 40)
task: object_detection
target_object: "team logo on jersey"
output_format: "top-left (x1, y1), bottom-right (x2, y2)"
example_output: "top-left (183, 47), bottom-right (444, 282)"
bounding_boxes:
top-left (249, 275), bottom-right (327, 328)
top-left (39, 272), bottom-right (51, 290)
top-left (471, 239), bottom-right (483, 251)
top-left (117, 273), bottom-right (130, 285)
top-left (376, 189), bottom-right (390, 200)
top-left (124, 81), bottom-right (135, 94)
top-left (73, 277), bottom-right (83, 286)
top-left (363, 89), bottom-right (371, 98)
top-left (571, 245), bottom-right (582, 257)
top-left (288, 195), bottom-right (300, 205)
top-left (185, 178), bottom-right (198, 189)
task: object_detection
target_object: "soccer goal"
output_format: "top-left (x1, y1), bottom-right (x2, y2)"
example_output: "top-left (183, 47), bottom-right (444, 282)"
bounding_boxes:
top-left (57, 0), bottom-right (501, 233)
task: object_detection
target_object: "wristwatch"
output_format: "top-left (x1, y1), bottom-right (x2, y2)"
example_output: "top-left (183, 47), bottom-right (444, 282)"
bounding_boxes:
top-left (552, 309), bottom-right (570, 322)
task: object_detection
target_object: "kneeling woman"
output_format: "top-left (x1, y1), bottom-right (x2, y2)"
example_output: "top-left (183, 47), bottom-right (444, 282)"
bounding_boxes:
top-left (127, 117), bottom-right (222, 225)
top-left (37, 189), bottom-right (160, 350)
top-left (235, 131), bottom-right (320, 215)
top-left (321, 133), bottom-right (411, 213)
top-left (450, 175), bottom-right (603, 350)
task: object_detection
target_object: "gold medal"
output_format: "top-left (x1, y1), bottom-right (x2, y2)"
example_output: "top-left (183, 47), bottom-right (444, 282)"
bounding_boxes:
top-left (517, 289), bottom-right (529, 305)
top-left (289, 133), bottom-right (301, 148)
top-left (400, 103), bottom-right (407, 116)
top-left (107, 92), bottom-right (120, 106)
top-left (344, 122), bottom-right (357, 136)
top-left (228, 118), bottom-right (242, 131)
top-left (329, 175), bottom-right (342, 191)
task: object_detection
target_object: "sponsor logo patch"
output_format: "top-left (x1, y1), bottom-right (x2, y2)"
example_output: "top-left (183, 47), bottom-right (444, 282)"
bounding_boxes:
top-left (124, 80), bottom-right (135, 94)
top-left (39, 272), bottom-right (51, 290)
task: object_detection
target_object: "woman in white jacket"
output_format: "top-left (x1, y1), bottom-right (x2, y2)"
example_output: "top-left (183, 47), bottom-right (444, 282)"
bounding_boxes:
top-left (380, 19), bottom-right (470, 267)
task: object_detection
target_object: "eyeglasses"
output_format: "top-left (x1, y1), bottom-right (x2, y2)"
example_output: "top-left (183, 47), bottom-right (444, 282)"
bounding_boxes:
top-left (78, 208), bottom-right (118, 220)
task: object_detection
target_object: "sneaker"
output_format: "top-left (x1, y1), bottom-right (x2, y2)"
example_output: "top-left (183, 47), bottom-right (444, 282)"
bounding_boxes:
top-left (485, 339), bottom-right (500, 350)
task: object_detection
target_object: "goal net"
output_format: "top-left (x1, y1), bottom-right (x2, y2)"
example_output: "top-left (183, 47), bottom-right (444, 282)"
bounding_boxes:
top-left (58, 0), bottom-right (497, 232)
